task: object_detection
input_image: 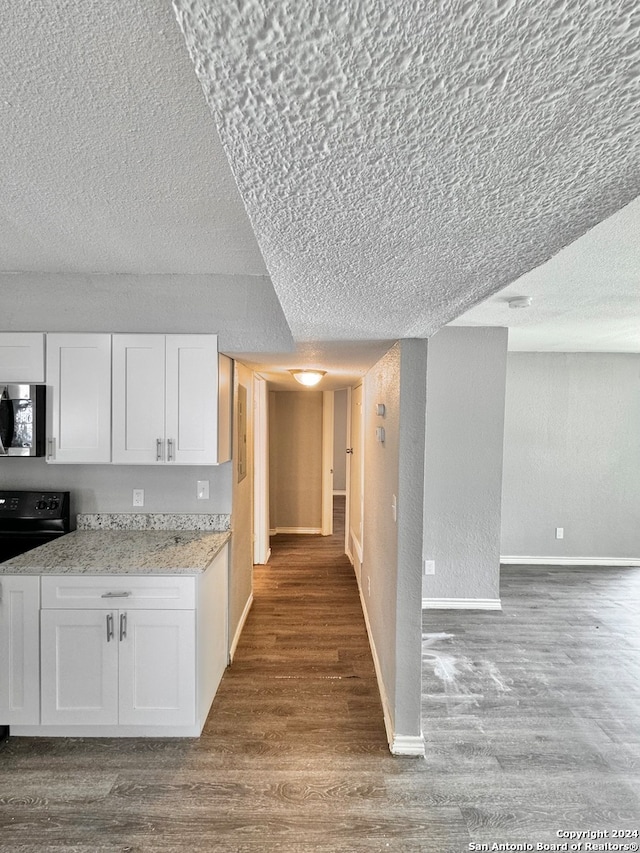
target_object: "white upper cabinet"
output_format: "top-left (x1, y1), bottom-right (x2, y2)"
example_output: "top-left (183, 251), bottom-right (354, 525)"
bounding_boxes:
top-left (0, 333), bottom-right (45, 382)
top-left (112, 334), bottom-right (221, 465)
top-left (46, 334), bottom-right (112, 464)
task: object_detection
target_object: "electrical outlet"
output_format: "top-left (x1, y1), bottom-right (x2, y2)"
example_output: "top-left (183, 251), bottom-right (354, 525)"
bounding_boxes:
top-left (424, 560), bottom-right (435, 575)
top-left (555, 527), bottom-right (564, 540)
top-left (197, 480), bottom-right (210, 500)
top-left (133, 489), bottom-right (144, 507)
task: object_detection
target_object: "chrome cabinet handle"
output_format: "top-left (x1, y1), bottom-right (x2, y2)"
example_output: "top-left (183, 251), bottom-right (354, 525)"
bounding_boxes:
top-left (106, 613), bottom-right (114, 642)
top-left (101, 591), bottom-right (131, 599)
top-left (167, 438), bottom-right (174, 461)
top-left (47, 437), bottom-right (55, 460)
top-left (156, 438), bottom-right (163, 461)
top-left (119, 612), bottom-right (127, 641)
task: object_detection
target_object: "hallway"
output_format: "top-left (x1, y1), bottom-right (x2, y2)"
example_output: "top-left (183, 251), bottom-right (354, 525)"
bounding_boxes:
top-left (0, 501), bottom-right (451, 853)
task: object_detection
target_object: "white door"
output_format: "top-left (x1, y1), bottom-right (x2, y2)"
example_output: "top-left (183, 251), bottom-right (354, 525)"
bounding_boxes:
top-left (112, 335), bottom-right (166, 464)
top-left (165, 335), bottom-right (219, 464)
top-left (348, 383), bottom-right (364, 577)
top-left (46, 334), bottom-right (112, 463)
top-left (118, 609), bottom-right (195, 726)
top-left (41, 609), bottom-right (119, 725)
top-left (0, 576), bottom-right (40, 725)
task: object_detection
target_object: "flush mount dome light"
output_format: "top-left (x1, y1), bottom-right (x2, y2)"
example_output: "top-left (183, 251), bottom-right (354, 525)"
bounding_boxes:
top-left (508, 296), bottom-right (533, 309)
top-left (290, 369), bottom-right (327, 387)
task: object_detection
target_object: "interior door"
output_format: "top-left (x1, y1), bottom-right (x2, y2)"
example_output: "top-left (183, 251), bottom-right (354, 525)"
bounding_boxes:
top-left (348, 383), bottom-right (364, 580)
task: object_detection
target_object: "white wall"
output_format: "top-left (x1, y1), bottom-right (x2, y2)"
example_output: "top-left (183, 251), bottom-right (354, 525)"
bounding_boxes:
top-left (362, 339), bottom-right (427, 751)
top-left (501, 352), bottom-right (640, 561)
top-left (422, 327), bottom-right (508, 604)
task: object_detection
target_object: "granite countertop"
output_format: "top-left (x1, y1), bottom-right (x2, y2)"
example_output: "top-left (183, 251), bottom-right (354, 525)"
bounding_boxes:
top-left (0, 529), bottom-right (231, 576)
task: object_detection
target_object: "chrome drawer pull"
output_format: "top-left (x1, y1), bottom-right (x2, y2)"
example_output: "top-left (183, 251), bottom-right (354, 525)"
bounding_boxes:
top-left (106, 613), bottom-right (114, 642)
top-left (101, 591), bottom-right (132, 598)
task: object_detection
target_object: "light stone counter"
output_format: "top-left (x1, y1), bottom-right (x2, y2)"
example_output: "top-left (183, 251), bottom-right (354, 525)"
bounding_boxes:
top-left (0, 529), bottom-right (231, 575)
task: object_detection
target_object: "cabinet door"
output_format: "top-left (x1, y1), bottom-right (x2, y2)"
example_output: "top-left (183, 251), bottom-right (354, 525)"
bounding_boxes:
top-left (41, 610), bottom-right (119, 725)
top-left (112, 335), bottom-right (166, 464)
top-left (118, 609), bottom-right (195, 727)
top-left (0, 333), bottom-right (45, 382)
top-left (0, 576), bottom-right (40, 725)
top-left (165, 335), bottom-right (218, 464)
top-left (46, 334), bottom-right (111, 463)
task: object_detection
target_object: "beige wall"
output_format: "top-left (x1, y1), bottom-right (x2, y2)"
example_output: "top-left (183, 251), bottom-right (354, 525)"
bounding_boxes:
top-left (230, 361), bottom-right (254, 655)
top-left (269, 390), bottom-right (323, 531)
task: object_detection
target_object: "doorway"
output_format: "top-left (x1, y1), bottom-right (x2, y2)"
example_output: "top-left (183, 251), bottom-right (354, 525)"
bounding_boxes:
top-left (253, 385), bottom-right (360, 561)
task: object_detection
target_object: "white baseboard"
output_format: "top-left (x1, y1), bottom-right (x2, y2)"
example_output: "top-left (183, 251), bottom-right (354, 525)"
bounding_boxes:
top-left (422, 598), bottom-right (502, 610)
top-left (358, 583), bottom-right (425, 757)
top-left (273, 527), bottom-right (322, 535)
top-left (501, 556), bottom-right (640, 567)
top-left (391, 734), bottom-right (427, 757)
top-left (229, 593), bottom-right (253, 662)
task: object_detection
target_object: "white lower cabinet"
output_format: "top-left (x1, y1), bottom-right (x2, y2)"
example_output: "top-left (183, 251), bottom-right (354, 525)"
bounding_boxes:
top-left (41, 608), bottom-right (195, 727)
top-left (4, 544), bottom-right (229, 737)
top-left (0, 576), bottom-right (40, 725)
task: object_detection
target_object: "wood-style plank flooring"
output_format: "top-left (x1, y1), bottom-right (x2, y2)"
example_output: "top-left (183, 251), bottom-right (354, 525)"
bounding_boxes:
top-left (1, 503), bottom-right (639, 851)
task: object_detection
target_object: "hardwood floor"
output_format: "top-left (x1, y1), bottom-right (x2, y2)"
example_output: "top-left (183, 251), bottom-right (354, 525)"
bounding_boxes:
top-left (1, 514), bottom-right (639, 851)
top-left (422, 565), bottom-right (640, 846)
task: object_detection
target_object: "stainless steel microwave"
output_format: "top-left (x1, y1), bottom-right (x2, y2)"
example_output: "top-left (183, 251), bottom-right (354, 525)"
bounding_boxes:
top-left (0, 384), bottom-right (46, 457)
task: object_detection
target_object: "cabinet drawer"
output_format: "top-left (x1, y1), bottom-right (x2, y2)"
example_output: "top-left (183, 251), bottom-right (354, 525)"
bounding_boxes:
top-left (41, 575), bottom-right (196, 610)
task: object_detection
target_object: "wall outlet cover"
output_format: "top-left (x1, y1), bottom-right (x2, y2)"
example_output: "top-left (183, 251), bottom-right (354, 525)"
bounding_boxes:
top-left (133, 489), bottom-right (144, 507)
top-left (424, 560), bottom-right (435, 575)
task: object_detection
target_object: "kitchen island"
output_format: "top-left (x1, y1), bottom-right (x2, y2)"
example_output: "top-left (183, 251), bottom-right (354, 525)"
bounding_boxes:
top-left (0, 516), bottom-right (230, 738)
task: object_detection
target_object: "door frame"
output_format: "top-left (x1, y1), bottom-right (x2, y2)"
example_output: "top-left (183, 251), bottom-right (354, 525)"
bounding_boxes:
top-left (253, 374), bottom-right (270, 564)
top-left (321, 390), bottom-right (334, 536)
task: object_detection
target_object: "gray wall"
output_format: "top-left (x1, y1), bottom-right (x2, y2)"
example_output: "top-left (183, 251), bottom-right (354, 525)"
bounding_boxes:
top-left (0, 272), bottom-right (293, 355)
top-left (501, 352), bottom-right (640, 560)
top-left (422, 327), bottom-right (508, 601)
top-left (0, 458), bottom-right (232, 524)
top-left (363, 339), bottom-right (427, 743)
top-left (0, 271), bottom-right (292, 520)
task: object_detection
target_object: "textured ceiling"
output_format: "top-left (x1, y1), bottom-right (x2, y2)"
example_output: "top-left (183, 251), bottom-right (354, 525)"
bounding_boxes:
top-left (174, 0), bottom-right (640, 342)
top-left (1, 0), bottom-right (266, 276)
top-left (2, 0), bottom-right (639, 384)
top-left (451, 195), bottom-right (640, 352)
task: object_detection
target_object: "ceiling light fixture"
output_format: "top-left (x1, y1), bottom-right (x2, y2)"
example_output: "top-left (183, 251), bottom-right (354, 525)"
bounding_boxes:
top-left (290, 369), bottom-right (327, 387)
top-left (507, 296), bottom-right (533, 309)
